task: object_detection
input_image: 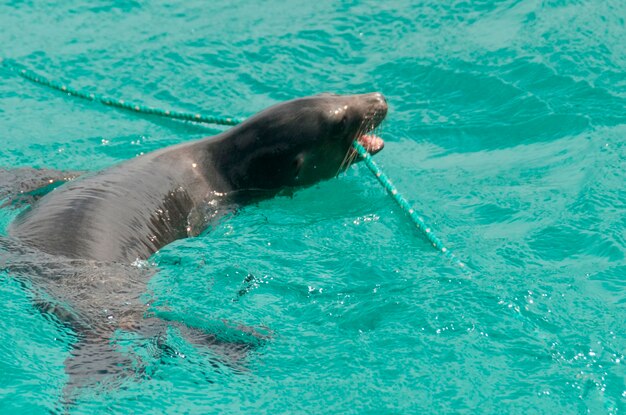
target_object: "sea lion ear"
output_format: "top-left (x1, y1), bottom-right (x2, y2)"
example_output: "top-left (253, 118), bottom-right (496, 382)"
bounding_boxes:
top-left (292, 153), bottom-right (304, 177)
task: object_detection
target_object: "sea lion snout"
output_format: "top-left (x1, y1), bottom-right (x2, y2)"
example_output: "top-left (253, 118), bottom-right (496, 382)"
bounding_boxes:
top-left (354, 92), bottom-right (388, 131)
top-left (369, 92), bottom-right (387, 107)
top-left (369, 93), bottom-right (388, 128)
top-left (349, 93), bottom-right (387, 157)
top-left (361, 92), bottom-right (387, 110)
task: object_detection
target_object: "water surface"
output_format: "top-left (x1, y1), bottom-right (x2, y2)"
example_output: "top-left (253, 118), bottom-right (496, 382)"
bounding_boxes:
top-left (0, 1), bottom-right (625, 413)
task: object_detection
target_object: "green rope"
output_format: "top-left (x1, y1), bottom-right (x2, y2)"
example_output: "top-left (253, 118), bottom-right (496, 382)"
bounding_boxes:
top-left (352, 142), bottom-right (466, 270)
top-left (2, 59), bottom-right (467, 270)
top-left (0, 59), bottom-right (243, 126)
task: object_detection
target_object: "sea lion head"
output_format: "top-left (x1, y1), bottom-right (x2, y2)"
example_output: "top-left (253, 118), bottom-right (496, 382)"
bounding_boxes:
top-left (226, 92), bottom-right (387, 192)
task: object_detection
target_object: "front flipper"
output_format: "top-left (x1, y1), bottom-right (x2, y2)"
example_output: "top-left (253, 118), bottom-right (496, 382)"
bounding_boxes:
top-left (62, 329), bottom-right (137, 404)
top-left (56, 311), bottom-right (269, 403)
top-left (0, 167), bottom-right (84, 208)
top-left (135, 314), bottom-right (270, 369)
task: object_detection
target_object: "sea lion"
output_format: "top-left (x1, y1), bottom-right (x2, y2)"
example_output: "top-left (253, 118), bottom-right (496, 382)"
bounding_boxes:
top-left (3, 92), bottom-right (387, 397)
top-left (9, 92), bottom-right (387, 263)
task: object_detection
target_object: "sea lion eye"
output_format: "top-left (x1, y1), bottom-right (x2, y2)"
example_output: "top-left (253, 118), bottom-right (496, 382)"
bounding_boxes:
top-left (340, 115), bottom-right (348, 129)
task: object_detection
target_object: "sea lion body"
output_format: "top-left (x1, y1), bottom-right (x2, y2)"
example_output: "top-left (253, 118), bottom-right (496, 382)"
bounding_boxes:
top-left (9, 93), bottom-right (387, 263)
top-left (10, 141), bottom-right (219, 262)
top-left (4, 92), bottom-right (387, 396)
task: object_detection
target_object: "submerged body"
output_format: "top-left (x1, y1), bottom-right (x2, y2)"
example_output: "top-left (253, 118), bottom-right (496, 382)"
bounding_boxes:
top-left (10, 93), bottom-right (387, 263)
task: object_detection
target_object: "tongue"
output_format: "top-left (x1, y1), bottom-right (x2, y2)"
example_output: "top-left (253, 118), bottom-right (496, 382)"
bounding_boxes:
top-left (358, 134), bottom-right (384, 155)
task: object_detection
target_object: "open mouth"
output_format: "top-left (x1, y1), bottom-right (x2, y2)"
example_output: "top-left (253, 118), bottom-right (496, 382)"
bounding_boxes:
top-left (338, 96), bottom-right (387, 173)
top-left (355, 107), bottom-right (386, 156)
top-left (357, 133), bottom-right (384, 155)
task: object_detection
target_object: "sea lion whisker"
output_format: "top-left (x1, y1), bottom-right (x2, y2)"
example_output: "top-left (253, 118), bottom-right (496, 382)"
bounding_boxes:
top-left (336, 149), bottom-right (350, 176)
top-left (346, 147), bottom-right (359, 170)
top-left (337, 120), bottom-right (365, 176)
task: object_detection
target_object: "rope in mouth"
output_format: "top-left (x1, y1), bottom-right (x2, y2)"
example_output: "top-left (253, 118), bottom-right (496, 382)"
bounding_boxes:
top-left (357, 133), bottom-right (384, 155)
top-left (1, 59), bottom-right (468, 271)
top-left (350, 117), bottom-right (467, 271)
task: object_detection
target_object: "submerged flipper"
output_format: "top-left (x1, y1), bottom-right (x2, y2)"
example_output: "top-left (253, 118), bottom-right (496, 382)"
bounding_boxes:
top-left (0, 167), bottom-right (84, 208)
top-left (62, 328), bottom-right (137, 404)
top-left (59, 313), bottom-right (268, 403)
top-left (138, 315), bottom-right (269, 363)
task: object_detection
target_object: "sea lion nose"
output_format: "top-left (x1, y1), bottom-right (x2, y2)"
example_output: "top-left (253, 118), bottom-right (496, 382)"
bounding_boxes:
top-left (373, 92), bottom-right (386, 105)
top-left (367, 92), bottom-right (388, 111)
top-left (368, 92), bottom-right (388, 118)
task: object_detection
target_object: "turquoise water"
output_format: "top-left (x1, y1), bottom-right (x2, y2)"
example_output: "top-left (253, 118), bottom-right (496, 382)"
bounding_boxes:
top-left (1, 0), bottom-right (625, 413)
